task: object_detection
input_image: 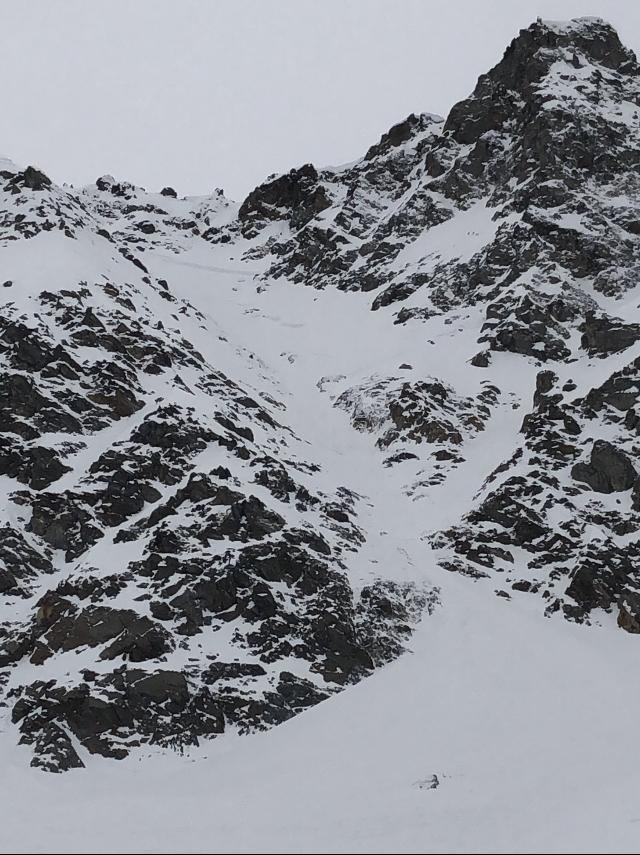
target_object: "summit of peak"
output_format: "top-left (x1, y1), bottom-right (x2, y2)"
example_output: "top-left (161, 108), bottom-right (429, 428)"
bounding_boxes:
top-left (493, 16), bottom-right (637, 86)
top-left (537, 16), bottom-right (616, 36)
top-left (443, 16), bottom-right (639, 146)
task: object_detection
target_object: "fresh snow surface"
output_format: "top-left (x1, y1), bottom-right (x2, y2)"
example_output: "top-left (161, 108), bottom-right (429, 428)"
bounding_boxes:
top-left (3, 569), bottom-right (640, 854)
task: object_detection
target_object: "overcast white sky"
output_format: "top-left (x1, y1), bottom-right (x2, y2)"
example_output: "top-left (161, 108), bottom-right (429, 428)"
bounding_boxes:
top-left (1, 0), bottom-right (639, 200)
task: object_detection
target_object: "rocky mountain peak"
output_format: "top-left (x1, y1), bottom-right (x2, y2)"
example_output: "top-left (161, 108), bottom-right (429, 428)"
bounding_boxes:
top-left (363, 112), bottom-right (443, 161)
top-left (444, 16), bottom-right (639, 168)
top-left (493, 17), bottom-right (636, 87)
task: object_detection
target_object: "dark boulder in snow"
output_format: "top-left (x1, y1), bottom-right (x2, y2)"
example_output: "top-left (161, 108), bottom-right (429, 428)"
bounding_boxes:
top-left (28, 492), bottom-right (104, 561)
top-left (571, 440), bottom-right (637, 493)
top-left (580, 312), bottom-right (640, 356)
top-left (30, 723), bottom-right (84, 773)
top-left (10, 166), bottom-right (52, 192)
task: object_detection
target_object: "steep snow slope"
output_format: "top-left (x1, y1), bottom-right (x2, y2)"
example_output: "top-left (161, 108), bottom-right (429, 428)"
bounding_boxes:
top-left (2, 14), bottom-right (640, 854)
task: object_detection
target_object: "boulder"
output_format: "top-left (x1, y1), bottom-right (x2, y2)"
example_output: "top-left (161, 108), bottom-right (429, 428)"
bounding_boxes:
top-left (580, 312), bottom-right (640, 356)
top-left (35, 604), bottom-right (172, 662)
top-left (571, 440), bottom-right (637, 493)
top-left (28, 492), bottom-right (104, 560)
top-left (30, 723), bottom-right (84, 772)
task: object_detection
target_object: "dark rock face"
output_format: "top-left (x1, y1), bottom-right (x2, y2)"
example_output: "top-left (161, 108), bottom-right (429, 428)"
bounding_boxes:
top-left (28, 493), bottom-right (104, 561)
top-left (444, 18), bottom-right (636, 145)
top-left (31, 604), bottom-right (173, 664)
top-left (11, 669), bottom-right (225, 763)
top-left (431, 357), bottom-right (640, 629)
top-left (335, 375), bottom-right (499, 484)
top-left (564, 544), bottom-right (640, 623)
top-left (13, 166), bottom-right (52, 192)
top-left (0, 525), bottom-right (53, 599)
top-left (479, 294), bottom-right (572, 362)
top-left (30, 723), bottom-right (84, 772)
top-left (232, 111), bottom-right (444, 291)
top-left (239, 164), bottom-right (331, 235)
top-left (364, 112), bottom-right (438, 160)
top-left (580, 313), bottom-right (640, 356)
top-left (618, 597), bottom-right (640, 633)
top-left (572, 440), bottom-right (637, 493)
top-left (470, 350), bottom-right (491, 368)
top-left (0, 441), bottom-right (71, 489)
top-left (583, 358), bottom-right (640, 417)
top-left (355, 581), bottom-right (439, 665)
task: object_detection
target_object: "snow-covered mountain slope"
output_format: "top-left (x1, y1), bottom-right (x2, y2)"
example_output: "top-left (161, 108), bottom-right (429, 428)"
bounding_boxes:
top-left (3, 14), bottom-right (640, 853)
top-left (0, 184), bottom-right (436, 770)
